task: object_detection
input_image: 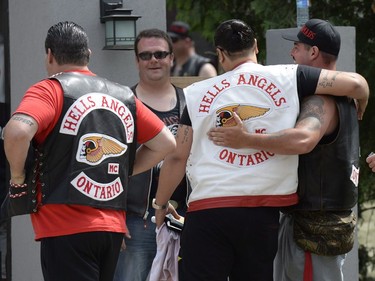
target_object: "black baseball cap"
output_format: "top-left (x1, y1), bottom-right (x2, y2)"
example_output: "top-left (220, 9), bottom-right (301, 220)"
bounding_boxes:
top-left (282, 19), bottom-right (341, 56)
top-left (168, 21), bottom-right (190, 39)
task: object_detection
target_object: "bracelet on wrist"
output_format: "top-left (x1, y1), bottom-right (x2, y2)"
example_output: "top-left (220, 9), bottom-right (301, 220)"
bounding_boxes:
top-left (9, 180), bottom-right (27, 188)
top-left (9, 180), bottom-right (28, 198)
top-left (152, 198), bottom-right (169, 210)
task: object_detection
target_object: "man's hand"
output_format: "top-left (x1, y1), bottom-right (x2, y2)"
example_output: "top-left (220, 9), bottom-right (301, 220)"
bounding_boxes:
top-left (366, 152), bottom-right (375, 172)
top-left (120, 223), bottom-right (132, 251)
top-left (354, 98), bottom-right (367, 120)
top-left (154, 203), bottom-right (180, 228)
top-left (208, 112), bottom-right (248, 149)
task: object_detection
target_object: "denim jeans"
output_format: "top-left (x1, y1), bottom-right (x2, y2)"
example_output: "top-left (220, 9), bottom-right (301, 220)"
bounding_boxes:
top-left (113, 209), bottom-right (157, 281)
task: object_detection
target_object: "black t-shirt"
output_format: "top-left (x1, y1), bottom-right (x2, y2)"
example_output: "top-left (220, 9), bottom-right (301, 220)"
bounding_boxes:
top-left (181, 64), bottom-right (322, 126)
top-left (131, 86), bottom-right (188, 209)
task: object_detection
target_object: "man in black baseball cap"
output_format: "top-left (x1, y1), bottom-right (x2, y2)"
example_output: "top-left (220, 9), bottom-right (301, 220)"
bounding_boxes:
top-left (282, 18), bottom-right (341, 56)
top-left (167, 21), bottom-right (217, 77)
top-left (273, 19), bottom-right (358, 281)
top-left (168, 21), bottom-right (191, 40)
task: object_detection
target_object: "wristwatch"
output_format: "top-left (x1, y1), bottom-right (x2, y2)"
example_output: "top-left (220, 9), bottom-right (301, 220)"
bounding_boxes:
top-left (152, 198), bottom-right (169, 210)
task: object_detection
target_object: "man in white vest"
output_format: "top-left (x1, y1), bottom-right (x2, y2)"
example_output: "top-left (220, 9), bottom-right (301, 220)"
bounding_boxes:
top-left (208, 18), bottom-right (362, 281)
top-left (153, 19), bottom-right (369, 281)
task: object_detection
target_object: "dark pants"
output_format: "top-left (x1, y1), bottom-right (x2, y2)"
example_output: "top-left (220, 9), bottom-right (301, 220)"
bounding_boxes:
top-left (179, 207), bottom-right (279, 281)
top-left (41, 231), bottom-right (123, 281)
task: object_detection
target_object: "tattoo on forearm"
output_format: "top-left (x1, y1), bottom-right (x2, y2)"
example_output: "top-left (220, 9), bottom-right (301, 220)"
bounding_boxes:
top-left (298, 96), bottom-right (325, 129)
top-left (318, 70), bottom-right (341, 88)
top-left (12, 116), bottom-right (34, 126)
top-left (177, 125), bottom-right (190, 144)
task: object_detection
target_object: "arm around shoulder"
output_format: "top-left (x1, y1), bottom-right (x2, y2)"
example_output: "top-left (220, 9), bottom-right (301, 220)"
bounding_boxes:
top-left (315, 70), bottom-right (369, 119)
top-left (208, 95), bottom-right (334, 154)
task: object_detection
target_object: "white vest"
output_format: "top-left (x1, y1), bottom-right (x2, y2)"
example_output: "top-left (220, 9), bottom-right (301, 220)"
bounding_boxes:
top-left (185, 62), bottom-right (300, 206)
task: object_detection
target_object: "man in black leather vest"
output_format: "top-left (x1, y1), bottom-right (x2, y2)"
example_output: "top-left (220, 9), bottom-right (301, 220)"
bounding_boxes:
top-left (273, 19), bottom-right (359, 281)
top-left (2, 21), bottom-right (176, 281)
top-left (168, 21), bottom-right (217, 77)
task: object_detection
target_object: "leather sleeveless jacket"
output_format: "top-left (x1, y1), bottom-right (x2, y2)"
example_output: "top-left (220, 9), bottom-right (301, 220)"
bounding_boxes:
top-left (296, 96), bottom-right (359, 211)
top-left (171, 54), bottom-right (212, 76)
top-left (31, 72), bottom-right (137, 210)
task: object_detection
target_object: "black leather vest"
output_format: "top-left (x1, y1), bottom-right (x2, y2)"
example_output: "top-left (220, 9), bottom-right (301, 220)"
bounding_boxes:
top-left (33, 72), bottom-right (137, 210)
top-left (171, 54), bottom-right (211, 76)
top-left (296, 97), bottom-right (359, 210)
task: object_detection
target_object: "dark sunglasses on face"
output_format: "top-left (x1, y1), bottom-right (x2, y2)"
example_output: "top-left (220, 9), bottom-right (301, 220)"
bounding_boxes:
top-left (137, 51), bottom-right (171, 61)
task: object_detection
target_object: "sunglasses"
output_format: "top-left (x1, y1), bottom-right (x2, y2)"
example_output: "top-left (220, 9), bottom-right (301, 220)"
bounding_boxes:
top-left (137, 51), bottom-right (171, 61)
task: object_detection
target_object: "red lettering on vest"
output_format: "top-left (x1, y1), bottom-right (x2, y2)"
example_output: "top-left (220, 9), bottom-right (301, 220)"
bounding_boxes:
top-left (108, 163), bottom-right (119, 174)
top-left (101, 96), bottom-right (135, 142)
top-left (198, 79), bottom-right (230, 113)
top-left (62, 95), bottom-right (96, 132)
top-left (218, 148), bottom-right (275, 167)
top-left (71, 172), bottom-right (124, 201)
top-left (236, 74), bottom-right (286, 107)
top-left (255, 128), bottom-right (266, 134)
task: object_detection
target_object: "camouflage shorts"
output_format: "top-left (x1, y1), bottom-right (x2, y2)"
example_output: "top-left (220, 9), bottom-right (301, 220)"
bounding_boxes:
top-left (293, 210), bottom-right (356, 256)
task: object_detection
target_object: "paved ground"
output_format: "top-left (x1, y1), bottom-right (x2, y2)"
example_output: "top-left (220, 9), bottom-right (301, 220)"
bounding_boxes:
top-left (358, 201), bottom-right (375, 279)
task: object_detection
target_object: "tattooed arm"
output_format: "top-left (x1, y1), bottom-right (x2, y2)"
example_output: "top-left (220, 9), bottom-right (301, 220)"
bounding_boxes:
top-left (208, 95), bottom-right (337, 154)
top-left (154, 124), bottom-right (192, 227)
top-left (315, 69), bottom-right (369, 119)
top-left (3, 114), bottom-right (38, 184)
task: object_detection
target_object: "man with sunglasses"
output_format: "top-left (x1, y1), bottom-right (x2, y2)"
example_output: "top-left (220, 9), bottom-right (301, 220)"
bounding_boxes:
top-left (113, 28), bottom-right (189, 281)
top-left (168, 21), bottom-right (217, 77)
